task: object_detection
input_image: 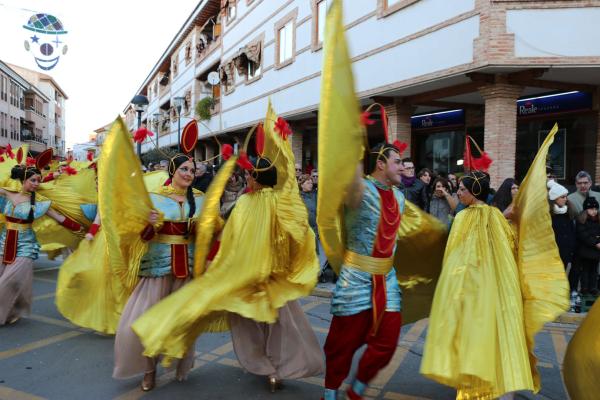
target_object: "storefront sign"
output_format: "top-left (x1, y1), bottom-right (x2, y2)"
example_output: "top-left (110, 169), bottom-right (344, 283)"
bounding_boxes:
top-left (412, 109), bottom-right (464, 130)
top-left (538, 128), bottom-right (566, 180)
top-left (518, 91), bottom-right (592, 117)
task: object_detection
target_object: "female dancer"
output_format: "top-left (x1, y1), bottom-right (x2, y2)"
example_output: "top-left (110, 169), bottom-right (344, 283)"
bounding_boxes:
top-left (0, 164), bottom-right (87, 325)
top-left (112, 153), bottom-right (203, 391)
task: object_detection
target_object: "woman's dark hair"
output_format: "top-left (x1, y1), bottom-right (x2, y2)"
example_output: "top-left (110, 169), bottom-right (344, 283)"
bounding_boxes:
top-left (417, 168), bottom-right (432, 179)
top-left (368, 143), bottom-right (400, 174)
top-left (168, 154), bottom-right (196, 219)
top-left (250, 157), bottom-right (277, 187)
top-left (460, 170), bottom-right (490, 202)
top-left (11, 165), bottom-right (41, 222)
top-left (491, 178), bottom-right (517, 212)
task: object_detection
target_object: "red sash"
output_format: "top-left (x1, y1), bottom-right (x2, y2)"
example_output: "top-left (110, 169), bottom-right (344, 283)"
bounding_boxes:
top-left (157, 222), bottom-right (191, 279)
top-left (2, 216), bottom-right (29, 265)
top-left (370, 187), bottom-right (401, 335)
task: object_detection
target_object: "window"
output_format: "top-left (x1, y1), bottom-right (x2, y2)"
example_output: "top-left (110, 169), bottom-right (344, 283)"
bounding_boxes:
top-left (317, 0), bottom-right (327, 44)
top-left (227, 0), bottom-right (237, 22)
top-left (278, 22), bottom-right (293, 64)
top-left (274, 10), bottom-right (297, 69)
top-left (248, 59), bottom-right (261, 80)
top-left (378, 0), bottom-right (420, 18)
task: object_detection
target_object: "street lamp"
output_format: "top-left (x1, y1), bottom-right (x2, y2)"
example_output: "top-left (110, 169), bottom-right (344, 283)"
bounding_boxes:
top-left (131, 94), bottom-right (149, 158)
top-left (173, 96), bottom-right (185, 152)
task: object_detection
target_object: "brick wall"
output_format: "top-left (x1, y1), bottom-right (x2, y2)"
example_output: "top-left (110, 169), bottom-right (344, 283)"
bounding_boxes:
top-left (384, 100), bottom-right (414, 157)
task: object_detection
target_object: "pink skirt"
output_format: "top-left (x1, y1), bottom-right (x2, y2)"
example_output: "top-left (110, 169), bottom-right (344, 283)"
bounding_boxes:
top-left (230, 300), bottom-right (324, 379)
top-left (113, 275), bottom-right (194, 379)
top-left (0, 257), bottom-right (34, 325)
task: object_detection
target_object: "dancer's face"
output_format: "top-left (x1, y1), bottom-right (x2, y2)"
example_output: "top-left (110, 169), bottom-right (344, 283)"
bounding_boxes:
top-left (173, 160), bottom-right (195, 189)
top-left (457, 181), bottom-right (476, 206)
top-left (23, 174), bottom-right (41, 192)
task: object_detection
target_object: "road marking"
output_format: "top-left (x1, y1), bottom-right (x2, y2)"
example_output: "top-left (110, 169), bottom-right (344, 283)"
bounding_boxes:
top-left (217, 357), bottom-right (240, 367)
top-left (370, 318), bottom-right (429, 389)
top-left (27, 314), bottom-right (76, 329)
top-left (199, 353), bottom-right (218, 361)
top-left (0, 385), bottom-right (46, 400)
top-left (551, 330), bottom-right (571, 399)
top-left (384, 392), bottom-right (431, 400)
top-left (0, 331), bottom-right (83, 360)
top-left (32, 277), bottom-right (56, 283)
top-left (210, 342), bottom-right (233, 356)
top-left (32, 293), bottom-right (55, 301)
top-left (112, 357), bottom-right (207, 400)
top-left (302, 300), bottom-right (326, 312)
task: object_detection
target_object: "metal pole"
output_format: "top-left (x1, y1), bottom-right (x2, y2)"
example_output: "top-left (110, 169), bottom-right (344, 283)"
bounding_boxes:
top-left (136, 111), bottom-right (142, 159)
top-left (177, 108), bottom-right (181, 152)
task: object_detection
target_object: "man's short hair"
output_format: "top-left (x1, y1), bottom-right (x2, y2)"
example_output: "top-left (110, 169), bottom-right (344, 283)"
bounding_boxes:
top-left (368, 143), bottom-right (400, 174)
top-left (401, 157), bottom-right (413, 165)
top-left (576, 171), bottom-right (592, 182)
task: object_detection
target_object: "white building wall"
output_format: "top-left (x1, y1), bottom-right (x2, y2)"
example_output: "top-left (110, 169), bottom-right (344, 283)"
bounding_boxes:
top-left (507, 7), bottom-right (600, 57)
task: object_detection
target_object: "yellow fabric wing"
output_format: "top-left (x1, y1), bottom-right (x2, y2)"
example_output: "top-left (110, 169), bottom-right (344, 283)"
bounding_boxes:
top-left (98, 117), bottom-right (153, 297)
top-left (513, 123), bottom-right (570, 391)
top-left (193, 157), bottom-right (237, 277)
top-left (563, 299), bottom-right (600, 400)
top-left (394, 201), bottom-right (447, 324)
top-left (56, 231), bottom-right (122, 334)
top-left (316, 0), bottom-right (365, 274)
top-left (143, 170), bottom-right (169, 192)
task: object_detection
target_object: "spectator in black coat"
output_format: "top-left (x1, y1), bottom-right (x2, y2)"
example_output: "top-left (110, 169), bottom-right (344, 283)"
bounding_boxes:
top-left (574, 196), bottom-right (600, 295)
top-left (548, 180), bottom-right (575, 274)
top-left (400, 158), bottom-right (428, 210)
top-left (192, 163), bottom-right (213, 193)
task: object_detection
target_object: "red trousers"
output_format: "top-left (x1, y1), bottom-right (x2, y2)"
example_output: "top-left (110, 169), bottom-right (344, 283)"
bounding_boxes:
top-left (324, 310), bottom-right (402, 389)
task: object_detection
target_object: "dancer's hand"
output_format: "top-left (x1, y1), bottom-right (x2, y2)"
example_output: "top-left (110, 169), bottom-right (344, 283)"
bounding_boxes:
top-left (85, 233), bottom-right (94, 241)
top-left (149, 210), bottom-right (159, 225)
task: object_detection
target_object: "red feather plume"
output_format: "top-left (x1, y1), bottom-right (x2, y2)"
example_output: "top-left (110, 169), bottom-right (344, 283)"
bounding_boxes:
top-left (133, 127), bottom-right (154, 144)
top-left (392, 140), bottom-right (408, 155)
top-left (26, 157), bottom-right (36, 167)
top-left (255, 123), bottom-right (265, 156)
top-left (274, 117), bottom-right (292, 140)
top-left (221, 144), bottom-right (233, 160)
top-left (5, 144), bottom-right (14, 159)
top-left (236, 151), bottom-right (253, 170)
top-left (63, 166), bottom-right (77, 175)
top-left (360, 112), bottom-right (376, 127)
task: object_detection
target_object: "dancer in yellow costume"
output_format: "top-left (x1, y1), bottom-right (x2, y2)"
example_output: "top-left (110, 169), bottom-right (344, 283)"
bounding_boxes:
top-left (131, 102), bottom-right (320, 385)
top-left (421, 125), bottom-right (570, 399)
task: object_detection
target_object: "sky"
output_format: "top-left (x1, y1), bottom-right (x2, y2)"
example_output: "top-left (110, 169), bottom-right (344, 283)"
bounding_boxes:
top-left (0, 0), bottom-right (199, 147)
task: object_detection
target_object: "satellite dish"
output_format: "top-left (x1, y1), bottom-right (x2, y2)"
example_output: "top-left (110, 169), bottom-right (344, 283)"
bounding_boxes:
top-left (207, 71), bottom-right (220, 85)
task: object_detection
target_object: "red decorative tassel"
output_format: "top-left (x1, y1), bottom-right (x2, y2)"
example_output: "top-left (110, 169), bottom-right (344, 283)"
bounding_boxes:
top-left (26, 157), bottom-right (36, 166)
top-left (63, 166), bottom-right (77, 175)
top-left (221, 144), bottom-right (233, 160)
top-left (133, 127), bottom-right (154, 144)
top-left (255, 123), bottom-right (265, 156)
top-left (86, 151), bottom-right (94, 162)
top-left (6, 144), bottom-right (14, 159)
top-left (392, 140), bottom-right (408, 154)
top-left (274, 116), bottom-right (292, 140)
top-left (360, 111), bottom-right (376, 127)
top-left (236, 151), bottom-right (253, 170)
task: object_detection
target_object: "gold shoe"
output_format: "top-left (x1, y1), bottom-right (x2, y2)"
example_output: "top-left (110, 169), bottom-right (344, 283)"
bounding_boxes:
top-left (7, 316), bottom-right (20, 325)
top-left (141, 370), bottom-right (156, 392)
top-left (269, 377), bottom-right (280, 393)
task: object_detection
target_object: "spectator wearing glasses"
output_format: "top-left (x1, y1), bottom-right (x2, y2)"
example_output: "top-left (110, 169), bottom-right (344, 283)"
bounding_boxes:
top-left (568, 171), bottom-right (600, 219)
top-left (295, 163), bottom-right (302, 179)
top-left (400, 158), bottom-right (428, 210)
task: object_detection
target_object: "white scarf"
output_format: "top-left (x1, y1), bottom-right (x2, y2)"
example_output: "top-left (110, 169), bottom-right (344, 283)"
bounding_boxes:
top-left (553, 204), bottom-right (568, 215)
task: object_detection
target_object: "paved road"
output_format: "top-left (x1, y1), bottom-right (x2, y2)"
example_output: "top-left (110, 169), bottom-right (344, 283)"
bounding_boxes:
top-left (0, 262), bottom-right (576, 400)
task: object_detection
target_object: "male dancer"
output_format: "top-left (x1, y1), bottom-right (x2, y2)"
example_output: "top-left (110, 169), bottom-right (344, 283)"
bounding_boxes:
top-left (323, 143), bottom-right (405, 400)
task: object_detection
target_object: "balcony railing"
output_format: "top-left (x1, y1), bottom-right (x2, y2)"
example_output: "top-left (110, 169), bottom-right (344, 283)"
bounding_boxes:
top-left (21, 132), bottom-right (47, 144)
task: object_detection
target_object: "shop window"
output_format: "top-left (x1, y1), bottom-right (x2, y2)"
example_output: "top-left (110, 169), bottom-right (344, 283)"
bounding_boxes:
top-left (275, 10), bottom-right (297, 69)
top-left (377, 0), bottom-right (420, 18)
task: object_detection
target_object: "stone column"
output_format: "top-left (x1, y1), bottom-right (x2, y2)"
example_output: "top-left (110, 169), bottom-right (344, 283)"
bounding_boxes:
top-left (479, 81), bottom-right (522, 188)
top-left (289, 124), bottom-right (304, 168)
top-left (383, 99), bottom-right (414, 157)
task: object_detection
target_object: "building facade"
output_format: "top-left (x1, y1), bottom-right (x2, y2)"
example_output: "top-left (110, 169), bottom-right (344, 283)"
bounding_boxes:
top-left (129, 0), bottom-right (600, 186)
top-left (0, 60), bottom-right (54, 155)
top-left (9, 64), bottom-right (68, 157)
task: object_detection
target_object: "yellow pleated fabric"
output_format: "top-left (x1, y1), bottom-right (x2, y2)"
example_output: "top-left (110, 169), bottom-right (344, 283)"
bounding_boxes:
top-left (142, 170), bottom-right (169, 193)
top-left (98, 117), bottom-right (153, 298)
top-left (564, 299), bottom-right (600, 400)
top-left (193, 157), bottom-right (236, 277)
top-left (513, 123), bottom-right (570, 390)
top-left (421, 204), bottom-right (534, 399)
top-left (132, 106), bottom-right (319, 362)
top-left (394, 201), bottom-right (447, 324)
top-left (56, 231), bottom-right (122, 334)
top-left (45, 168), bottom-right (97, 204)
top-left (316, 0), bottom-right (365, 275)
top-left (421, 123), bottom-right (569, 398)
